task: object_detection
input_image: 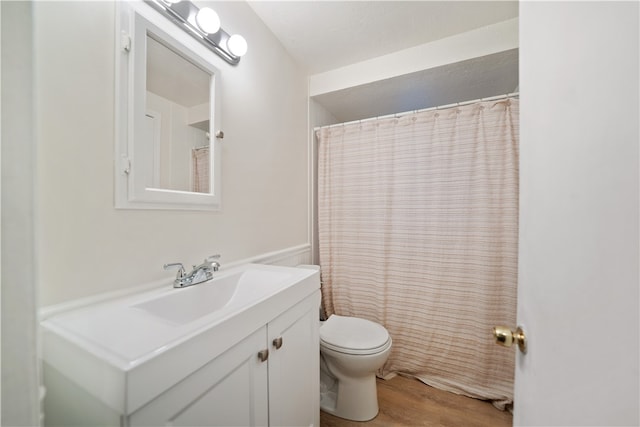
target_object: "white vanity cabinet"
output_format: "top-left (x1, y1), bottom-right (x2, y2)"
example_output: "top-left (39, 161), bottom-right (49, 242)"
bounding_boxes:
top-left (41, 264), bottom-right (321, 427)
top-left (128, 326), bottom-right (269, 426)
top-left (128, 293), bottom-right (320, 427)
top-left (267, 292), bottom-right (320, 427)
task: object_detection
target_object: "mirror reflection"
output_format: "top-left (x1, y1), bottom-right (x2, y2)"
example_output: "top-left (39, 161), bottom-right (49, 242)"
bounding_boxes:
top-left (145, 33), bottom-right (212, 194)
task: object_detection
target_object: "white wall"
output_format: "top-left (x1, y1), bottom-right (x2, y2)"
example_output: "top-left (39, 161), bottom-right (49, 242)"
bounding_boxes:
top-left (309, 18), bottom-right (518, 97)
top-left (516, 1), bottom-right (639, 425)
top-left (1, 2), bottom-right (42, 425)
top-left (35, 1), bottom-right (310, 306)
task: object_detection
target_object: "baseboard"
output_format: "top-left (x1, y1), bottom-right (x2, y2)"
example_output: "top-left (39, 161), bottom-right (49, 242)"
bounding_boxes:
top-left (224, 244), bottom-right (312, 269)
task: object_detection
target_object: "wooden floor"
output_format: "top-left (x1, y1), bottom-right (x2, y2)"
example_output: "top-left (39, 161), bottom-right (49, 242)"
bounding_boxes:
top-left (320, 375), bottom-right (512, 427)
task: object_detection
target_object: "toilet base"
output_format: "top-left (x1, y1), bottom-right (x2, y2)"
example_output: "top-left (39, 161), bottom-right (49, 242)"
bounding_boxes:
top-left (320, 370), bottom-right (380, 422)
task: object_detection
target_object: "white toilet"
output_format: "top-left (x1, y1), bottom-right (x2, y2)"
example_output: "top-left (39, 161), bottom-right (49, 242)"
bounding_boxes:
top-left (319, 314), bottom-right (392, 421)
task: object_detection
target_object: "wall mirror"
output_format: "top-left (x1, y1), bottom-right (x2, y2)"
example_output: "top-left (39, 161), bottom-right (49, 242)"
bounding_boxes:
top-left (116, 2), bottom-right (222, 210)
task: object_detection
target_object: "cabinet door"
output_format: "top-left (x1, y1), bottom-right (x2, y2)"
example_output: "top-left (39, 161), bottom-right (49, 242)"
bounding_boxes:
top-left (268, 291), bottom-right (321, 427)
top-left (129, 326), bottom-right (269, 427)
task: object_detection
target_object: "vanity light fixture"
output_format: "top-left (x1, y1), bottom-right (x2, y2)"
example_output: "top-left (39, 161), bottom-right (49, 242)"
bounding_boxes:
top-left (227, 34), bottom-right (248, 57)
top-left (195, 7), bottom-right (220, 34)
top-left (146, 0), bottom-right (247, 65)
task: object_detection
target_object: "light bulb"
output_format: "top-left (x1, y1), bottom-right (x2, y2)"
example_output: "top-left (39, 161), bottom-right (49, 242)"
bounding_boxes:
top-left (227, 34), bottom-right (247, 57)
top-left (196, 7), bottom-right (220, 34)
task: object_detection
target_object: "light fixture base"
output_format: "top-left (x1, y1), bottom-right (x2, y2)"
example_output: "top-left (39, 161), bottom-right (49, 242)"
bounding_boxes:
top-left (146, 0), bottom-right (244, 65)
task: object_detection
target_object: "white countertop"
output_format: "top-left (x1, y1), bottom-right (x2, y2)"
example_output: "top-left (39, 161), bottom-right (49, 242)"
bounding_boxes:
top-left (41, 263), bottom-right (320, 413)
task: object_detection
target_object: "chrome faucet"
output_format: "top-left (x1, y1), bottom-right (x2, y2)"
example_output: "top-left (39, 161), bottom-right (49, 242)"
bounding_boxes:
top-left (164, 255), bottom-right (221, 288)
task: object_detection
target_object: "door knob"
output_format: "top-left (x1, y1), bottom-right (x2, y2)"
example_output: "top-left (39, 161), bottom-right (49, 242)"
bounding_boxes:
top-left (493, 325), bottom-right (527, 354)
top-left (272, 337), bottom-right (283, 350)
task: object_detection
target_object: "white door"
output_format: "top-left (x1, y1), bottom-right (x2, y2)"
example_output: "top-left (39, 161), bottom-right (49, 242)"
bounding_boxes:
top-left (514, 2), bottom-right (639, 426)
top-left (129, 326), bottom-right (269, 427)
top-left (268, 292), bottom-right (321, 427)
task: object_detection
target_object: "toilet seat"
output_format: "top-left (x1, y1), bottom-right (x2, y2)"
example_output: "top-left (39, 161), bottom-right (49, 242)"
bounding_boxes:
top-left (320, 315), bottom-right (391, 355)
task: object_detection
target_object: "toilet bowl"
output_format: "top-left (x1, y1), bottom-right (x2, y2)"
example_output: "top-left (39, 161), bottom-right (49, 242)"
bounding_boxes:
top-left (319, 314), bottom-right (392, 422)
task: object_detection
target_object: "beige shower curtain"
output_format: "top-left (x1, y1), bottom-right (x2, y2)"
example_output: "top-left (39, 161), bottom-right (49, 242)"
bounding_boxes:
top-left (192, 146), bottom-right (210, 193)
top-left (317, 98), bottom-right (519, 408)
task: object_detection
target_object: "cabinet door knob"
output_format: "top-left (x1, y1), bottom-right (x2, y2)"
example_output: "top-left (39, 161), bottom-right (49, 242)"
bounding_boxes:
top-left (272, 337), bottom-right (283, 350)
top-left (257, 349), bottom-right (269, 362)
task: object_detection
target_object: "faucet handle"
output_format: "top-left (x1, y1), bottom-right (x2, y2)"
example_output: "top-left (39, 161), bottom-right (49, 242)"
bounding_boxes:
top-left (163, 262), bottom-right (186, 278)
top-left (204, 255), bottom-right (221, 271)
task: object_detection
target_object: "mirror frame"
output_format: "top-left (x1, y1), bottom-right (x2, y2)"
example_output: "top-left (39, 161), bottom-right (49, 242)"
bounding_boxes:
top-left (115, 1), bottom-right (222, 210)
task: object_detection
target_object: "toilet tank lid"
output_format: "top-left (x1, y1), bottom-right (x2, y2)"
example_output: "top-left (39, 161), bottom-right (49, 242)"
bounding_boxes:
top-left (320, 315), bottom-right (389, 351)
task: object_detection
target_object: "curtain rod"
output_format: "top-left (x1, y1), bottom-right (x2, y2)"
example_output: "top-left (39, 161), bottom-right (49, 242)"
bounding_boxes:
top-left (314, 92), bottom-right (519, 131)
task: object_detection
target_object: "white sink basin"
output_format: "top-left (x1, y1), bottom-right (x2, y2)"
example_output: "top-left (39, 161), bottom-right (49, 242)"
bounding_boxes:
top-left (133, 268), bottom-right (294, 324)
top-left (40, 263), bottom-right (320, 415)
top-left (41, 264), bottom-right (310, 366)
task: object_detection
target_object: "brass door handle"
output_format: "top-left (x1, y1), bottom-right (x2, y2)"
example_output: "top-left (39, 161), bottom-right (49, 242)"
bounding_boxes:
top-left (272, 337), bottom-right (283, 350)
top-left (493, 325), bottom-right (527, 354)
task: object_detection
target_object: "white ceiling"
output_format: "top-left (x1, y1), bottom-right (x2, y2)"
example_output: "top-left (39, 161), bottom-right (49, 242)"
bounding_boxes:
top-left (247, 1), bottom-right (519, 74)
top-left (247, 1), bottom-right (520, 122)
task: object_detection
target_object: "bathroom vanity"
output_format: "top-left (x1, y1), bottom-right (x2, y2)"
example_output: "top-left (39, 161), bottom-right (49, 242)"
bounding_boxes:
top-left (41, 264), bottom-right (321, 427)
